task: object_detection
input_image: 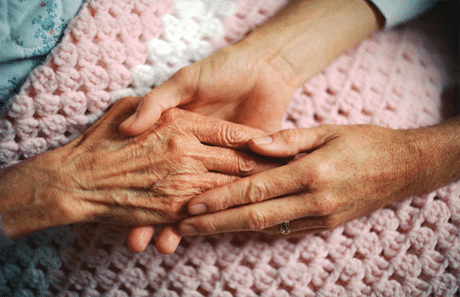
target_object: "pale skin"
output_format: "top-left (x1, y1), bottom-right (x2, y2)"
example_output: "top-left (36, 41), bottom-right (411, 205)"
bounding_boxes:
top-left (121, 0), bottom-right (383, 253)
top-left (0, 97), bottom-right (278, 245)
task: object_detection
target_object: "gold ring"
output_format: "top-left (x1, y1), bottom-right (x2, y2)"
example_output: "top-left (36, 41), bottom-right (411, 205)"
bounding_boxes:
top-left (279, 221), bottom-right (291, 235)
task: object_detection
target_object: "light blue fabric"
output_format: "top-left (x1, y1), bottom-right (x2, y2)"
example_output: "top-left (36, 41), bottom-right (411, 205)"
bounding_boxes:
top-left (0, 0), bottom-right (84, 112)
top-left (370, 0), bottom-right (439, 28)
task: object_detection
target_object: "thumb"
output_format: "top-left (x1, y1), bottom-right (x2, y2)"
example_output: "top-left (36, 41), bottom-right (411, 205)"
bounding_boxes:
top-left (249, 126), bottom-right (332, 157)
top-left (119, 71), bottom-right (197, 136)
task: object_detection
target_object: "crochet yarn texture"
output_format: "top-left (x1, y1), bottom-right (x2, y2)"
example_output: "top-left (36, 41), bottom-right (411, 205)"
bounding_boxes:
top-left (1, 0), bottom-right (459, 296)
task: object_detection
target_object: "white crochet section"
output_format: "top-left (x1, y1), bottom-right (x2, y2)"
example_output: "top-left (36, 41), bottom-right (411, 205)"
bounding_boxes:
top-left (110, 0), bottom-right (236, 100)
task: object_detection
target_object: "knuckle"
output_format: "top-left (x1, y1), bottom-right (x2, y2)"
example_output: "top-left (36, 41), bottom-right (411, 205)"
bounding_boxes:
top-left (168, 135), bottom-right (187, 155)
top-left (237, 157), bottom-right (256, 176)
top-left (229, 128), bottom-right (248, 144)
top-left (246, 210), bottom-right (269, 231)
top-left (281, 128), bottom-right (298, 144)
top-left (245, 179), bottom-right (267, 204)
top-left (215, 191), bottom-right (231, 211)
top-left (221, 125), bottom-right (248, 146)
top-left (315, 194), bottom-right (338, 216)
top-left (314, 159), bottom-right (330, 175)
top-left (306, 161), bottom-right (334, 190)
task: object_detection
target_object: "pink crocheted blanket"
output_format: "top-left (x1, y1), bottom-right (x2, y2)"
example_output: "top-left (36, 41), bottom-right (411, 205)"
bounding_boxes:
top-left (1, 1), bottom-right (459, 296)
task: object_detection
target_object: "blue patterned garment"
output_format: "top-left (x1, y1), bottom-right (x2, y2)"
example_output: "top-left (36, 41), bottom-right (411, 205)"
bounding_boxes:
top-left (0, 0), bottom-right (84, 112)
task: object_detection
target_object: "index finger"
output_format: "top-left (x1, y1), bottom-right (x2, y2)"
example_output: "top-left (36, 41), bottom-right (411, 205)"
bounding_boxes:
top-left (180, 110), bottom-right (265, 150)
top-left (187, 159), bottom-right (310, 215)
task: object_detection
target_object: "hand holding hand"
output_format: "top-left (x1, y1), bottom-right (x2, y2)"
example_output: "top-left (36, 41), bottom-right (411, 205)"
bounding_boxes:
top-left (120, 0), bottom-right (383, 251)
top-left (119, 44), bottom-right (295, 253)
top-left (179, 124), bottom-right (435, 236)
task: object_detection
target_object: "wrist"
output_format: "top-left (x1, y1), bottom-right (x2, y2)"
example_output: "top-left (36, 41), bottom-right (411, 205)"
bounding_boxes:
top-left (237, 0), bottom-right (380, 89)
top-left (404, 119), bottom-right (460, 195)
top-left (0, 149), bottom-right (80, 239)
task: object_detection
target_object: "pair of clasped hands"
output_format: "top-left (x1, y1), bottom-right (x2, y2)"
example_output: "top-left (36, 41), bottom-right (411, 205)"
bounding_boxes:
top-left (2, 0), bottom-right (457, 256)
top-left (115, 0), bottom-right (460, 254)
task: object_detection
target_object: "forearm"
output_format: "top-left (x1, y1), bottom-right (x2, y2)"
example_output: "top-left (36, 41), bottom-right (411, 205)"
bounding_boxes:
top-left (412, 116), bottom-right (460, 193)
top-left (0, 154), bottom-right (72, 239)
top-left (238, 0), bottom-right (383, 89)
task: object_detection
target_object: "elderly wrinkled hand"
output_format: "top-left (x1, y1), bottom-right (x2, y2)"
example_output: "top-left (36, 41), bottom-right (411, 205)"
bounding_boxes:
top-left (179, 122), bottom-right (460, 236)
top-left (0, 97), bottom-right (276, 241)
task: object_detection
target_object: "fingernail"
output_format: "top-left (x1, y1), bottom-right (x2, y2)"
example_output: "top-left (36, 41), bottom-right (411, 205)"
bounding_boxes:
top-left (180, 224), bottom-right (199, 235)
top-left (189, 203), bottom-right (207, 215)
top-left (252, 136), bottom-right (273, 145)
top-left (121, 113), bottom-right (137, 130)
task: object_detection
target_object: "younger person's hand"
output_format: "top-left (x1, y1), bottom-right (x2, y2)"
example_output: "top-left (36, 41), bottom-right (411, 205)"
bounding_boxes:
top-left (119, 45), bottom-right (294, 136)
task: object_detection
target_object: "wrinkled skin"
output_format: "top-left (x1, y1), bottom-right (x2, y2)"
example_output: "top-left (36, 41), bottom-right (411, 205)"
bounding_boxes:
top-left (0, 97), bottom-right (276, 239)
top-left (120, 39), bottom-right (294, 253)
